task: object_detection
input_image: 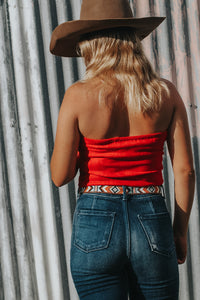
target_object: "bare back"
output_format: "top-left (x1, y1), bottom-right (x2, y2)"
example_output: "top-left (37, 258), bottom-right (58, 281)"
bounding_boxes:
top-left (75, 77), bottom-right (174, 139)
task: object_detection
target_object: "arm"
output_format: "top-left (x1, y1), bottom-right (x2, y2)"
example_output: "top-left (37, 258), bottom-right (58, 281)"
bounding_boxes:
top-left (50, 85), bottom-right (80, 187)
top-left (167, 82), bottom-right (195, 264)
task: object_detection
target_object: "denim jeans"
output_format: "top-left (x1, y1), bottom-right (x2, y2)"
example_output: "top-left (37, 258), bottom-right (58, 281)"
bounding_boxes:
top-left (70, 187), bottom-right (179, 299)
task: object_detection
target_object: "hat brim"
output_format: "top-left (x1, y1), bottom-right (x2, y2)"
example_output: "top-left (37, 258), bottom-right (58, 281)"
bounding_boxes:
top-left (50, 17), bottom-right (165, 57)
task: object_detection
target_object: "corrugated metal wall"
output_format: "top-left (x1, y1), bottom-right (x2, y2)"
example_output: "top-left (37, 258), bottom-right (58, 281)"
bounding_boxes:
top-left (0, 0), bottom-right (199, 299)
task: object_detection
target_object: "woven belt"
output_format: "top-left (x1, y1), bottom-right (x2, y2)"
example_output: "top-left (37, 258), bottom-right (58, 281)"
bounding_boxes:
top-left (78, 185), bottom-right (164, 196)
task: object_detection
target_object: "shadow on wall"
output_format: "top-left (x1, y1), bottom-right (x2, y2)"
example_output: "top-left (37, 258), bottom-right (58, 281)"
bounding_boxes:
top-left (193, 136), bottom-right (200, 222)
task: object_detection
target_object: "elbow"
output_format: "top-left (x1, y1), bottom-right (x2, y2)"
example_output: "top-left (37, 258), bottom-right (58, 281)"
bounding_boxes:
top-left (183, 168), bottom-right (195, 177)
top-left (50, 165), bottom-right (61, 187)
top-left (186, 168), bottom-right (195, 181)
top-left (51, 177), bottom-right (64, 187)
top-left (51, 171), bottom-right (76, 187)
top-left (50, 173), bottom-right (62, 187)
top-left (174, 166), bottom-right (195, 180)
top-left (50, 160), bottom-right (77, 187)
top-left (51, 176), bottom-right (71, 187)
top-left (184, 169), bottom-right (195, 184)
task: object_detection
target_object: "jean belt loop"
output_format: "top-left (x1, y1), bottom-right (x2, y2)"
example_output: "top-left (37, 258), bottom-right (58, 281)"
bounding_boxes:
top-left (122, 185), bottom-right (127, 201)
top-left (161, 185), bottom-right (165, 198)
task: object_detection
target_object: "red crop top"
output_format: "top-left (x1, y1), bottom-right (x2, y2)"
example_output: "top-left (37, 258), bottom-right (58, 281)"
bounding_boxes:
top-left (78, 131), bottom-right (167, 187)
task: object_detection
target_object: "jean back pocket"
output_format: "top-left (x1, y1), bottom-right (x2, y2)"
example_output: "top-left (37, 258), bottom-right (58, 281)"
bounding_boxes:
top-left (74, 209), bottom-right (115, 253)
top-left (138, 212), bottom-right (175, 257)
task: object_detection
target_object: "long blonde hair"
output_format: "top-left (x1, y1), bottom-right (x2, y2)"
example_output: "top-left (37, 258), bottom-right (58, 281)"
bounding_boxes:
top-left (78, 28), bottom-right (169, 113)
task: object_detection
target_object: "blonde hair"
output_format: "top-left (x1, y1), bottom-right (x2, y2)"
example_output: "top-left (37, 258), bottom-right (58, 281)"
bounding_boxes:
top-left (78, 28), bottom-right (169, 113)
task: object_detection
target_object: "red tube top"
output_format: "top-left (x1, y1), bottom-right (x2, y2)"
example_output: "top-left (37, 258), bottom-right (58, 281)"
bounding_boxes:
top-left (78, 131), bottom-right (167, 187)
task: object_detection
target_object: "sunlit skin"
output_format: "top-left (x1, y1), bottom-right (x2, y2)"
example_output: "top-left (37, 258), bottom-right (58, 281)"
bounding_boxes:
top-left (50, 77), bottom-right (195, 265)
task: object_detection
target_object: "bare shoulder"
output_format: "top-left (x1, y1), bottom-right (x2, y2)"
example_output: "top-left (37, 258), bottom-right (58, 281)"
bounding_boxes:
top-left (160, 78), bottom-right (176, 89)
top-left (160, 78), bottom-right (184, 107)
top-left (160, 78), bottom-right (190, 131)
top-left (60, 81), bottom-right (88, 116)
top-left (63, 81), bottom-right (86, 102)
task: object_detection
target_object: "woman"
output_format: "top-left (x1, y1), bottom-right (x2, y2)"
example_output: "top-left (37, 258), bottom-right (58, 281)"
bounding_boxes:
top-left (50, 0), bottom-right (195, 299)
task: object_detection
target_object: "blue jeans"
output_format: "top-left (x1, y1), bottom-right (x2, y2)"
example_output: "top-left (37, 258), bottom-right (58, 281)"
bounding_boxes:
top-left (70, 187), bottom-right (179, 299)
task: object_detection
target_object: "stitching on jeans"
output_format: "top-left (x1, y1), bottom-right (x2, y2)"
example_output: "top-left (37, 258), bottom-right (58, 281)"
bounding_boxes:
top-left (137, 214), bottom-right (154, 252)
top-left (74, 211), bottom-right (116, 253)
top-left (137, 214), bottom-right (175, 257)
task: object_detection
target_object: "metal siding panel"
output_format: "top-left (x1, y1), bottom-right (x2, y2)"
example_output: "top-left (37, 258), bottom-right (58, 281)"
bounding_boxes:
top-left (0, 3), bottom-right (36, 299)
top-left (0, 0), bottom-right (199, 299)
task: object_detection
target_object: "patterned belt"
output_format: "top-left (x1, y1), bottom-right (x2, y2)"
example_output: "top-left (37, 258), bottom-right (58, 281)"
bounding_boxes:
top-left (78, 185), bottom-right (164, 196)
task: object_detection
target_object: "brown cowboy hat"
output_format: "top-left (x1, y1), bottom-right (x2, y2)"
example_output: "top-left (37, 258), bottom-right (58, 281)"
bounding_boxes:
top-left (50, 0), bottom-right (165, 57)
